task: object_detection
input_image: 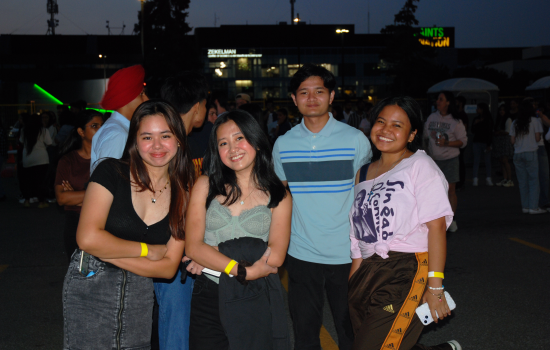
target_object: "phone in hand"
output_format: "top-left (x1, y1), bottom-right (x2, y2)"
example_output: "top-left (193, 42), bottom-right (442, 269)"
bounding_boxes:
top-left (415, 291), bottom-right (456, 325)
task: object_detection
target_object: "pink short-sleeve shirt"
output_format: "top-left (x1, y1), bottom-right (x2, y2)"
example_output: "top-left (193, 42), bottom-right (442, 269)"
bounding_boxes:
top-left (349, 151), bottom-right (454, 259)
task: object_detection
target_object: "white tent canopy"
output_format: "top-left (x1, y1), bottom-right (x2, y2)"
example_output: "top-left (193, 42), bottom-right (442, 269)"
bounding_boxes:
top-left (427, 78), bottom-right (499, 93)
top-left (525, 76), bottom-right (550, 91)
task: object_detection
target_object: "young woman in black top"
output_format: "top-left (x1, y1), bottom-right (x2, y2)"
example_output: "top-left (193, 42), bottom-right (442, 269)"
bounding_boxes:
top-left (62, 100), bottom-right (195, 349)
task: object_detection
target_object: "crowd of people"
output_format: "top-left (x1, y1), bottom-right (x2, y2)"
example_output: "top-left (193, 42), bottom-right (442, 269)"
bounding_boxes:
top-left (2, 61), bottom-right (550, 350)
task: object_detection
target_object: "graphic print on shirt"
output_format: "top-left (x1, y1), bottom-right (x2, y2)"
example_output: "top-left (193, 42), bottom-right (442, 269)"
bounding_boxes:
top-left (427, 121), bottom-right (450, 143)
top-left (352, 179), bottom-right (404, 243)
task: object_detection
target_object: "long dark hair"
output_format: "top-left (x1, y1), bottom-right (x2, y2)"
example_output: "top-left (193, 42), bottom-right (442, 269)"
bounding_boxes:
top-left (369, 96), bottom-right (424, 159)
top-left (514, 100), bottom-right (535, 138)
top-left (203, 109), bottom-right (287, 209)
top-left (22, 114), bottom-right (46, 155)
top-left (440, 91), bottom-right (460, 122)
top-left (58, 110), bottom-right (104, 158)
top-left (122, 99), bottom-right (195, 240)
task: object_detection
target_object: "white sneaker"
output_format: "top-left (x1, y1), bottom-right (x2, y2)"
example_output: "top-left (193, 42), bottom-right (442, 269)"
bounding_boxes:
top-left (447, 340), bottom-right (462, 350)
top-left (486, 177), bottom-right (493, 186)
top-left (495, 179), bottom-right (506, 186)
top-left (30, 197), bottom-right (39, 203)
top-left (522, 208), bottom-right (529, 213)
top-left (529, 208), bottom-right (547, 215)
top-left (472, 178), bottom-right (478, 186)
top-left (448, 221), bottom-right (458, 232)
top-left (503, 180), bottom-right (514, 187)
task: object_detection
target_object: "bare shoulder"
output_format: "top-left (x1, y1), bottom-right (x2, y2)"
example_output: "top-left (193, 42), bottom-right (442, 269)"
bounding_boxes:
top-left (191, 175), bottom-right (210, 195)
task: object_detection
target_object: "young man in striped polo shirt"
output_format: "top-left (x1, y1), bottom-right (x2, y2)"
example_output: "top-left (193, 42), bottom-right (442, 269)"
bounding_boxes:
top-left (273, 64), bottom-right (372, 349)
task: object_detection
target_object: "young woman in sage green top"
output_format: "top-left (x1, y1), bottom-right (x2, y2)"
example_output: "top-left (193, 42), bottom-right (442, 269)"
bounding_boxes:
top-left (185, 110), bottom-right (292, 349)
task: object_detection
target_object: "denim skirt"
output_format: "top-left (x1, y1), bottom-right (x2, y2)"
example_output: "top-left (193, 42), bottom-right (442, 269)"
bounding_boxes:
top-left (63, 250), bottom-right (154, 350)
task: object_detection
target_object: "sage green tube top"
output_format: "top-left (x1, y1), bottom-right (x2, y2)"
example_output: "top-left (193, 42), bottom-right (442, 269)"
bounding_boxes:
top-left (203, 199), bottom-right (272, 283)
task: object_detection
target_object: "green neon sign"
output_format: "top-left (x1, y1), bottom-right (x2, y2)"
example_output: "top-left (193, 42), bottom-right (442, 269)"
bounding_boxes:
top-left (33, 84), bottom-right (113, 113)
top-left (34, 84), bottom-right (63, 105)
top-left (420, 27), bottom-right (444, 38)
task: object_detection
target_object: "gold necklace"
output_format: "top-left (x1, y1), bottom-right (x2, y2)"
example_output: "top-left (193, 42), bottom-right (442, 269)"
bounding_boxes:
top-left (367, 149), bottom-right (407, 202)
top-left (151, 180), bottom-right (170, 204)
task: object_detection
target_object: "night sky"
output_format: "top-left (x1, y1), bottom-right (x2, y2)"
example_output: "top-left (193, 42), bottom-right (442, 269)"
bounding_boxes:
top-left (1, 0), bottom-right (549, 49)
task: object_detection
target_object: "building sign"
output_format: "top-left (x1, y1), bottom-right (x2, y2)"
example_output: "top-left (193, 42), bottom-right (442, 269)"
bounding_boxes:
top-left (415, 27), bottom-right (454, 48)
top-left (208, 49), bottom-right (262, 58)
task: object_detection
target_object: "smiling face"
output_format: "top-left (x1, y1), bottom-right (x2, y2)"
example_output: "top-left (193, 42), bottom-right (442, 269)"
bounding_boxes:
top-left (291, 76), bottom-right (335, 118)
top-left (136, 114), bottom-right (178, 169)
top-left (371, 105), bottom-right (416, 154)
top-left (216, 120), bottom-right (256, 175)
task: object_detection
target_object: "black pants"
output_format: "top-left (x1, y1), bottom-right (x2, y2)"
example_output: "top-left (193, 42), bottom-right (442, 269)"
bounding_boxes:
top-left (189, 274), bottom-right (229, 350)
top-left (21, 164), bottom-right (49, 201)
top-left (63, 210), bottom-right (80, 263)
top-left (286, 254), bottom-right (355, 350)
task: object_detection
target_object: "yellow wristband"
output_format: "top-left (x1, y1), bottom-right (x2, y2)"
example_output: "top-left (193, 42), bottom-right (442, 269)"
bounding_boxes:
top-left (140, 242), bottom-right (148, 257)
top-left (224, 260), bottom-right (238, 275)
top-left (428, 271), bottom-right (444, 279)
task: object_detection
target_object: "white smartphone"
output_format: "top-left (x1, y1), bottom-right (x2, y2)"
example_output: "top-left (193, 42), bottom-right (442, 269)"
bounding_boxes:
top-left (415, 291), bottom-right (456, 325)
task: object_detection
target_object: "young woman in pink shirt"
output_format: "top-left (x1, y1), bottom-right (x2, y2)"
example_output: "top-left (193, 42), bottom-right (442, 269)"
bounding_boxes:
top-left (348, 96), bottom-right (461, 350)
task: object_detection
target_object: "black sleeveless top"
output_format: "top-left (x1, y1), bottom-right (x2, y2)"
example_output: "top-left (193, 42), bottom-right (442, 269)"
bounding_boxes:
top-left (90, 158), bottom-right (171, 245)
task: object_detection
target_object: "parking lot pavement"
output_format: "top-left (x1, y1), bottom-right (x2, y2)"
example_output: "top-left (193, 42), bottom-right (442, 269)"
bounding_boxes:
top-left (1, 171), bottom-right (549, 349)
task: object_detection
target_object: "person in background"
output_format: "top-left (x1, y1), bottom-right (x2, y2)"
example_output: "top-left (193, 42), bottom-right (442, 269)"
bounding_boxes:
top-left (274, 107), bottom-right (292, 142)
top-left (206, 103), bottom-right (218, 125)
top-left (509, 98), bottom-right (520, 121)
top-left (532, 101), bottom-right (550, 210)
top-left (455, 96), bottom-right (469, 190)
top-left (272, 64), bottom-right (372, 349)
top-left (332, 104), bottom-right (345, 122)
top-left (19, 113), bottom-right (52, 208)
top-left (424, 91), bottom-right (467, 233)
top-left (63, 100), bottom-right (195, 349)
top-left (185, 110), bottom-right (292, 349)
top-left (359, 102), bottom-right (373, 138)
top-left (70, 100), bottom-right (87, 115)
top-left (471, 103), bottom-right (494, 186)
top-left (263, 98), bottom-right (277, 127)
top-left (55, 110), bottom-right (76, 146)
top-left (349, 96), bottom-right (461, 350)
top-left (157, 71), bottom-right (208, 350)
top-left (240, 102), bottom-right (268, 137)
top-left (211, 90), bottom-right (229, 116)
top-left (235, 93), bottom-right (251, 108)
top-left (55, 110), bottom-right (104, 261)
top-left (90, 64), bottom-right (148, 173)
top-left (509, 101), bottom-right (545, 214)
top-left (43, 111), bottom-right (60, 201)
top-left (348, 98), bottom-right (365, 129)
top-left (494, 104), bottom-right (514, 187)
top-left (343, 98), bottom-right (356, 123)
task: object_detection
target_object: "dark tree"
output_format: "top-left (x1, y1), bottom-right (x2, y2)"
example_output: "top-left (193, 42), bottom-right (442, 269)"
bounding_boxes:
top-left (134, 0), bottom-right (201, 97)
top-left (380, 0), bottom-right (449, 97)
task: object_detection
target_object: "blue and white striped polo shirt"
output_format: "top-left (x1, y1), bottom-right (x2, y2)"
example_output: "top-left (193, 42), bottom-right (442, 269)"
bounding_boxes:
top-left (273, 114), bottom-right (372, 264)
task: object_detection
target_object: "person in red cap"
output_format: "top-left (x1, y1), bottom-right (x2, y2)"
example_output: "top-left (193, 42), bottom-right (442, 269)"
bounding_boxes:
top-left (90, 65), bottom-right (148, 173)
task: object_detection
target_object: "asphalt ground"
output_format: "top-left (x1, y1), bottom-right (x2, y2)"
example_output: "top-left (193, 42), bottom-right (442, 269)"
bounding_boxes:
top-left (1, 167), bottom-right (549, 349)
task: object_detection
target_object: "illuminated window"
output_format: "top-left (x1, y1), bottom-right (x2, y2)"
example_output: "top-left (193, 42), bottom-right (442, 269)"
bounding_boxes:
top-left (261, 64), bottom-right (280, 78)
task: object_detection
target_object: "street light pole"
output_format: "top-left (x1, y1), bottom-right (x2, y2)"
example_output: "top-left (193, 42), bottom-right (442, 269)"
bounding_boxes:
top-left (336, 29), bottom-right (349, 97)
top-left (140, 0), bottom-right (145, 58)
top-left (99, 54), bottom-right (107, 93)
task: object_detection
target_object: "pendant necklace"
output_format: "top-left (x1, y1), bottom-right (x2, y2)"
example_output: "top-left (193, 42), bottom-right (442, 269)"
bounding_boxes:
top-left (240, 188), bottom-right (257, 205)
top-left (151, 180), bottom-right (170, 204)
top-left (367, 149), bottom-right (407, 202)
